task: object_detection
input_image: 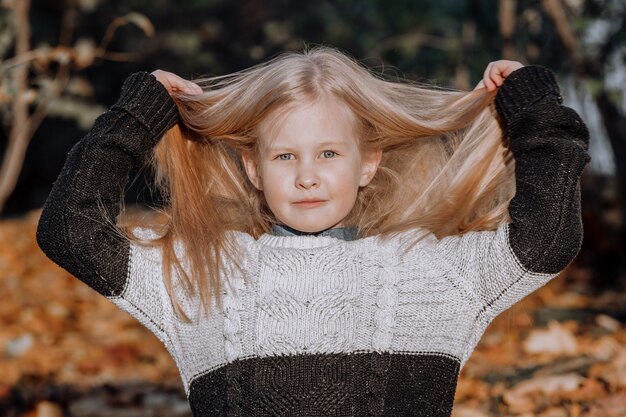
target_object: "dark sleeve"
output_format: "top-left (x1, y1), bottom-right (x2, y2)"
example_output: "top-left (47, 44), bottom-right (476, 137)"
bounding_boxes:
top-left (36, 72), bottom-right (179, 297)
top-left (428, 65), bottom-right (590, 318)
top-left (495, 65), bottom-right (590, 274)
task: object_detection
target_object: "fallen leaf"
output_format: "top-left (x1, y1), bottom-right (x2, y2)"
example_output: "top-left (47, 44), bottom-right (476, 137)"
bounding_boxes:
top-left (35, 401), bottom-right (63, 417)
top-left (503, 373), bottom-right (586, 413)
top-left (523, 320), bottom-right (578, 356)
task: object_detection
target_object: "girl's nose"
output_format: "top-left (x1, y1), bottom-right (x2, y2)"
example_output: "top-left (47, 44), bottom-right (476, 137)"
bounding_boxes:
top-left (296, 164), bottom-right (320, 189)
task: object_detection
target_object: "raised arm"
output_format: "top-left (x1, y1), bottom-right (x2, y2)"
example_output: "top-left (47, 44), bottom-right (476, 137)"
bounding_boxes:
top-left (434, 65), bottom-right (590, 315)
top-left (497, 65), bottom-right (589, 273)
top-left (36, 72), bottom-right (179, 297)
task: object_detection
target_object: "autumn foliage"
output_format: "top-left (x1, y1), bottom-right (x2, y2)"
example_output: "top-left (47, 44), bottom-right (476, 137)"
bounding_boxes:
top-left (2, 212), bottom-right (626, 416)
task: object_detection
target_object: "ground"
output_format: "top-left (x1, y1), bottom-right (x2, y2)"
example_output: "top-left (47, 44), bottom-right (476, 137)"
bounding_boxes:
top-left (1, 211), bottom-right (625, 417)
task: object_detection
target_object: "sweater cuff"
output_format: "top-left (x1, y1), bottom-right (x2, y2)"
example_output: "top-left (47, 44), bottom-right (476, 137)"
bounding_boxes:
top-left (111, 72), bottom-right (180, 140)
top-left (495, 66), bottom-right (562, 126)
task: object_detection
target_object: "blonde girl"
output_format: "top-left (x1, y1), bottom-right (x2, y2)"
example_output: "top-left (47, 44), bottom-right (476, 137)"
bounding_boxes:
top-left (37, 46), bottom-right (589, 416)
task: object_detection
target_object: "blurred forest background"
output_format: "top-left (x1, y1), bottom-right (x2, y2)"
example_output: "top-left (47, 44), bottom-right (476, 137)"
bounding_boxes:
top-left (2, 0), bottom-right (626, 416)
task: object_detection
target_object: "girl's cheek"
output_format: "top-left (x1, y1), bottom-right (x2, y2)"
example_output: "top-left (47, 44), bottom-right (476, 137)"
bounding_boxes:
top-left (263, 165), bottom-right (292, 186)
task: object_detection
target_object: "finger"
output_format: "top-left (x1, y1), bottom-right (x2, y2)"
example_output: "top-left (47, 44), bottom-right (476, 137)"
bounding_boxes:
top-left (174, 75), bottom-right (197, 94)
top-left (501, 61), bottom-right (524, 78)
top-left (489, 64), bottom-right (505, 88)
top-left (495, 61), bottom-right (524, 89)
top-left (177, 84), bottom-right (202, 95)
top-left (171, 77), bottom-right (201, 95)
top-left (483, 62), bottom-right (495, 91)
top-left (187, 81), bottom-right (203, 95)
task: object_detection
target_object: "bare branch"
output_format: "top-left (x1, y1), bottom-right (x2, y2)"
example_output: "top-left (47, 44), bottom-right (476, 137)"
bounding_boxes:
top-left (455, 19), bottom-right (475, 91)
top-left (0, 45), bottom-right (139, 75)
top-left (0, 46), bottom-right (72, 74)
top-left (541, 0), bottom-right (581, 64)
top-left (94, 50), bottom-right (142, 62)
top-left (0, 0), bottom-right (30, 213)
top-left (0, 6), bottom-right (154, 214)
top-left (26, 64), bottom-right (71, 141)
top-left (59, 3), bottom-right (76, 47)
top-left (99, 13), bottom-right (155, 51)
top-left (499, 0), bottom-right (518, 60)
top-left (370, 31), bottom-right (456, 60)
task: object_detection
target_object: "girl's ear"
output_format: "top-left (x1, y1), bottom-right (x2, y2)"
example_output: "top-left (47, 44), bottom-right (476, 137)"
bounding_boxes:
top-left (241, 151), bottom-right (263, 190)
top-left (359, 148), bottom-right (383, 187)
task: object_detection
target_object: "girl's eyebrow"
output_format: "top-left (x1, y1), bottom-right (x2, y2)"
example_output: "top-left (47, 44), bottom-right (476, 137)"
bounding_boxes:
top-left (265, 140), bottom-right (351, 151)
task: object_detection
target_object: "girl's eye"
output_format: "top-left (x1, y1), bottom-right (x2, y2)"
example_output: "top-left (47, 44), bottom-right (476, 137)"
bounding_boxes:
top-left (275, 151), bottom-right (336, 160)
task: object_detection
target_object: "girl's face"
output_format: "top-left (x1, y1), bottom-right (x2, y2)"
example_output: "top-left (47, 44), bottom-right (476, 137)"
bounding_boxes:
top-left (242, 99), bottom-right (381, 233)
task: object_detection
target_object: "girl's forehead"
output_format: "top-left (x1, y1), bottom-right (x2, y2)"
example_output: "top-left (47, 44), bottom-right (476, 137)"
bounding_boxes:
top-left (258, 98), bottom-right (358, 148)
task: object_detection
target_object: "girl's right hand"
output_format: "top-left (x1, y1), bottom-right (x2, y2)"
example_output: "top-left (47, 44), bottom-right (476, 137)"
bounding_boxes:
top-left (151, 69), bottom-right (203, 95)
top-left (473, 60), bottom-right (524, 92)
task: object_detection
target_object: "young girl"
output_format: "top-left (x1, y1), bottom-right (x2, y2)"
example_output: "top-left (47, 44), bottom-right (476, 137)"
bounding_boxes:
top-left (37, 46), bottom-right (589, 416)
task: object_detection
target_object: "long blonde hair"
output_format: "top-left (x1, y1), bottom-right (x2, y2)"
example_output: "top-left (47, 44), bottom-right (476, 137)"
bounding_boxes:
top-left (128, 46), bottom-right (515, 320)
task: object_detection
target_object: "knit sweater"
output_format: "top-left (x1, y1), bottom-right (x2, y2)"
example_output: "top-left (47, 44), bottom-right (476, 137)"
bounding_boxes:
top-left (36, 66), bottom-right (590, 417)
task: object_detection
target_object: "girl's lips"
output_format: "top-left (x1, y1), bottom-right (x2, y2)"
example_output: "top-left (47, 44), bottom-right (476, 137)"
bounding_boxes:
top-left (293, 200), bottom-right (326, 207)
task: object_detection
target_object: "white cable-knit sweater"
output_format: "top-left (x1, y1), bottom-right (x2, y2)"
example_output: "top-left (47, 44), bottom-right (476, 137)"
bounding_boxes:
top-left (123, 225), bottom-right (547, 388)
top-left (37, 65), bottom-right (590, 416)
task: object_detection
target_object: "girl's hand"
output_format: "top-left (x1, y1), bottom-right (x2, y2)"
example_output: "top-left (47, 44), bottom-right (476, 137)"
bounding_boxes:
top-left (474, 60), bottom-right (524, 92)
top-left (151, 69), bottom-right (203, 95)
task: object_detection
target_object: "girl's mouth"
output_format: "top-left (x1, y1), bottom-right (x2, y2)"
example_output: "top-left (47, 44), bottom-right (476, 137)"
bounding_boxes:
top-left (293, 200), bottom-right (326, 207)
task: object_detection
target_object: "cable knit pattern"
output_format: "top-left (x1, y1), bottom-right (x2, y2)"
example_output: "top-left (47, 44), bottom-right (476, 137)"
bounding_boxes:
top-left (256, 244), bottom-right (359, 354)
top-left (223, 276), bottom-right (245, 362)
top-left (372, 265), bottom-right (399, 352)
top-left (36, 66), bottom-right (590, 416)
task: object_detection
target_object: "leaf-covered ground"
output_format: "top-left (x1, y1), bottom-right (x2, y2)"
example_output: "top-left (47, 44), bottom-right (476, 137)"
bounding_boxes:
top-left (1, 212), bottom-right (625, 416)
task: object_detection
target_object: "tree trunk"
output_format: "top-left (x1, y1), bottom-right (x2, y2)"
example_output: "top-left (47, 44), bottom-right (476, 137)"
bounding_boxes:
top-left (594, 91), bottom-right (626, 287)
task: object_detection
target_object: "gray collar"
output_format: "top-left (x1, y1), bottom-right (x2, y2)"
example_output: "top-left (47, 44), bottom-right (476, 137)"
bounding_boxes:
top-left (270, 224), bottom-right (359, 241)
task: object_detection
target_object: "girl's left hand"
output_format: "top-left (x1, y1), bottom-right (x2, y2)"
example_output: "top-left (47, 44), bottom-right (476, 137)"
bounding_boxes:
top-left (474, 60), bottom-right (524, 91)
